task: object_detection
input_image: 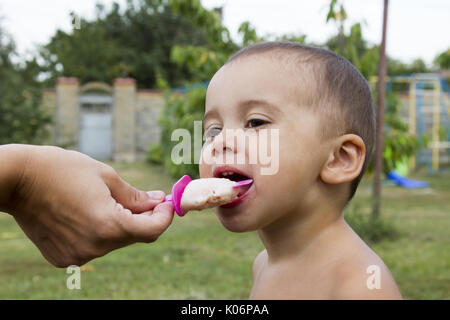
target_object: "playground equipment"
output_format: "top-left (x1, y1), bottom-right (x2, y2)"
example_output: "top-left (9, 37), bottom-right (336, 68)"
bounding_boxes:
top-left (372, 73), bottom-right (450, 174)
top-left (386, 170), bottom-right (428, 188)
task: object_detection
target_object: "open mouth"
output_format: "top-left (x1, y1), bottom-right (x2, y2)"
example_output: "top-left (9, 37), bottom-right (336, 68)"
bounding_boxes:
top-left (214, 167), bottom-right (254, 198)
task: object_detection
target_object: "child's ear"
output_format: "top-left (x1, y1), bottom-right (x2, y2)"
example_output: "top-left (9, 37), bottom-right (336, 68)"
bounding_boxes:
top-left (320, 134), bottom-right (366, 184)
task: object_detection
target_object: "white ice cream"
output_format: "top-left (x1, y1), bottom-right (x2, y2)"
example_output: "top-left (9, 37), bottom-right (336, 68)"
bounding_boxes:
top-left (180, 178), bottom-right (239, 213)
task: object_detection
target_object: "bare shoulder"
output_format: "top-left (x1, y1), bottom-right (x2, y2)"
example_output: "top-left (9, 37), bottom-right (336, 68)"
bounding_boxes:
top-left (331, 243), bottom-right (403, 300)
top-left (252, 249), bottom-right (267, 281)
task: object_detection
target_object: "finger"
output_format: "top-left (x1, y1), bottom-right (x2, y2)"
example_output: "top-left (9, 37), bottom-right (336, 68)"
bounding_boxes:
top-left (116, 201), bottom-right (174, 243)
top-left (103, 167), bottom-right (165, 213)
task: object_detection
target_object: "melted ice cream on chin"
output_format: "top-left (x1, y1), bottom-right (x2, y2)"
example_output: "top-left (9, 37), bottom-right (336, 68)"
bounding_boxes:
top-left (180, 178), bottom-right (240, 213)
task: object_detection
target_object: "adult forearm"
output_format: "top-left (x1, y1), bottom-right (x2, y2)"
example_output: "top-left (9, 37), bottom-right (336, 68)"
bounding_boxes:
top-left (0, 144), bottom-right (30, 212)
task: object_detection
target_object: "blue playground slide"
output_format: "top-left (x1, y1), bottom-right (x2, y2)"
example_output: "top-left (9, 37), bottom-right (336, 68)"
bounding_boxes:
top-left (386, 171), bottom-right (429, 188)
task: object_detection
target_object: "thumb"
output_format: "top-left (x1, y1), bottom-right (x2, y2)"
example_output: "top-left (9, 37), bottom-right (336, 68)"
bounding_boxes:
top-left (104, 168), bottom-right (165, 213)
top-left (116, 201), bottom-right (174, 243)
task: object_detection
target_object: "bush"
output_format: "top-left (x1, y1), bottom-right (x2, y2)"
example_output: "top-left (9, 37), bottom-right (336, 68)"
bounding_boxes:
top-left (147, 143), bottom-right (164, 164)
top-left (0, 26), bottom-right (51, 144)
top-left (367, 92), bottom-right (420, 175)
top-left (344, 202), bottom-right (400, 243)
top-left (149, 87), bottom-right (206, 179)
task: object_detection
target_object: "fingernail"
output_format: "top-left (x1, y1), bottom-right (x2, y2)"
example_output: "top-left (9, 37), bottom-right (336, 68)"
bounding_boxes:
top-left (147, 190), bottom-right (165, 200)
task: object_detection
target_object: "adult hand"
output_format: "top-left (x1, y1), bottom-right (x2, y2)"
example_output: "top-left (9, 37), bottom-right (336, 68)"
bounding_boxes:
top-left (0, 144), bottom-right (174, 267)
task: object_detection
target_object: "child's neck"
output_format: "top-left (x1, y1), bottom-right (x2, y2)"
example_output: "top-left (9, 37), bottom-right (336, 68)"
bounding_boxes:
top-left (258, 204), bottom-right (346, 265)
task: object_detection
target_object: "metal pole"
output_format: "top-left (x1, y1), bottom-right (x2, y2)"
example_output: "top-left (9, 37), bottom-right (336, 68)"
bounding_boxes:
top-left (409, 77), bottom-right (416, 170)
top-left (432, 78), bottom-right (441, 171)
top-left (372, 0), bottom-right (389, 219)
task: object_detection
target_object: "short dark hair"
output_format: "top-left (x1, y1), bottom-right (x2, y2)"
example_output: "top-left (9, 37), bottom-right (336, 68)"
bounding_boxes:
top-left (226, 41), bottom-right (375, 201)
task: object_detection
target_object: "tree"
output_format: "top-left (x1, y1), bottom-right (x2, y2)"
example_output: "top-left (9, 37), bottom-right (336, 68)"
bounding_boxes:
top-left (169, 0), bottom-right (239, 83)
top-left (372, 0), bottom-right (389, 219)
top-left (325, 2), bottom-right (380, 79)
top-left (434, 48), bottom-right (450, 69)
top-left (326, 0), bottom-right (347, 55)
top-left (40, 0), bottom-right (211, 88)
top-left (0, 24), bottom-right (51, 144)
top-left (388, 58), bottom-right (428, 75)
top-left (238, 21), bottom-right (262, 47)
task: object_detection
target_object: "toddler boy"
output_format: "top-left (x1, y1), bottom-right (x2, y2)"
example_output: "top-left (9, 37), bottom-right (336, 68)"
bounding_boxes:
top-left (199, 42), bottom-right (402, 299)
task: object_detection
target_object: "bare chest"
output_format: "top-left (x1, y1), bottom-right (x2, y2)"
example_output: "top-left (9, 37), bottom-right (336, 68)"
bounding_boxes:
top-left (250, 264), bottom-right (336, 299)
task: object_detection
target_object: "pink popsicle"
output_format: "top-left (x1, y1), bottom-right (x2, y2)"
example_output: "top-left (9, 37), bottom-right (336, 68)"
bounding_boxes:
top-left (163, 176), bottom-right (253, 216)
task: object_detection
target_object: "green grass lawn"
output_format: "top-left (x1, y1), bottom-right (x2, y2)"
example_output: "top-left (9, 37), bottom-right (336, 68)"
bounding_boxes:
top-left (0, 162), bottom-right (448, 299)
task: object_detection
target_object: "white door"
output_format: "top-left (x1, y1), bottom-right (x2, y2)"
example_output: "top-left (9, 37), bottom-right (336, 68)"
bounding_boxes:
top-left (79, 95), bottom-right (113, 160)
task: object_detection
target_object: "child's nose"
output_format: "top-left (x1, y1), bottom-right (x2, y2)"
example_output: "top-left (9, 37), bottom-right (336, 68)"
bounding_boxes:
top-left (212, 129), bottom-right (238, 158)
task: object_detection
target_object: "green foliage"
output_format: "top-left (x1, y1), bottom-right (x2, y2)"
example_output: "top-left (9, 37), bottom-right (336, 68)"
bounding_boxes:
top-left (40, 0), bottom-right (210, 88)
top-left (168, 0), bottom-right (240, 83)
top-left (382, 93), bottom-right (420, 173)
top-left (325, 2), bottom-right (429, 79)
top-left (367, 92), bottom-right (420, 174)
top-left (168, 0), bottom-right (235, 52)
top-left (147, 143), bottom-right (163, 164)
top-left (325, 19), bottom-right (383, 80)
top-left (155, 87), bottom-right (206, 178)
top-left (171, 45), bottom-right (229, 82)
top-left (0, 26), bottom-right (51, 144)
top-left (434, 48), bottom-right (450, 69)
top-left (326, 21), bottom-right (377, 78)
top-left (238, 21), bottom-right (262, 47)
top-left (344, 23), bottom-right (363, 66)
top-left (325, 0), bottom-right (348, 56)
top-left (169, 19), bottom-right (264, 83)
top-left (326, 0), bottom-right (347, 25)
top-left (344, 203), bottom-right (399, 243)
top-left (359, 45), bottom-right (379, 78)
top-left (276, 34), bottom-right (307, 44)
top-left (388, 58), bottom-right (428, 75)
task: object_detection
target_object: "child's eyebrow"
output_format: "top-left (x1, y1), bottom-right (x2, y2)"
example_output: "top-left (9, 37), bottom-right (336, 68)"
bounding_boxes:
top-left (237, 99), bottom-right (282, 115)
top-left (203, 109), bottom-right (220, 125)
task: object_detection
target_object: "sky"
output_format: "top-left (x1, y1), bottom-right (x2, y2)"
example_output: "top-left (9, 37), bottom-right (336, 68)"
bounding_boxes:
top-left (0, 0), bottom-right (449, 65)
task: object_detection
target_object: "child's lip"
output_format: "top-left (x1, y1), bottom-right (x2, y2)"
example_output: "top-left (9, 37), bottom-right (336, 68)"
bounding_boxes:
top-left (220, 182), bottom-right (254, 209)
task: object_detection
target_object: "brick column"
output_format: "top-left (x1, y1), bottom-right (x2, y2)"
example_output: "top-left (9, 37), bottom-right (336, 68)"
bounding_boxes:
top-left (113, 78), bottom-right (137, 162)
top-left (56, 77), bottom-right (79, 149)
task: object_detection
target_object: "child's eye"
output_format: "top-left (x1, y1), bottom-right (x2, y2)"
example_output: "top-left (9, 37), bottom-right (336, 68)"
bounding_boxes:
top-left (246, 119), bottom-right (269, 128)
top-left (204, 127), bottom-right (222, 141)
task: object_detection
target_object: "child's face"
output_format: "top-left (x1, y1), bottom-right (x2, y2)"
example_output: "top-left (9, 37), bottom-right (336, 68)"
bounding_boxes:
top-left (200, 55), bottom-right (330, 232)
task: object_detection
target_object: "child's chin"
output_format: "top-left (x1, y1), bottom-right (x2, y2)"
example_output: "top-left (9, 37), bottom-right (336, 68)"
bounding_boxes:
top-left (222, 223), bottom-right (250, 233)
top-left (216, 213), bottom-right (259, 233)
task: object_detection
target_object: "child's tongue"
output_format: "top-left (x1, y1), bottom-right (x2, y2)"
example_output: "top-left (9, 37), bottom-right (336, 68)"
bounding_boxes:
top-left (237, 183), bottom-right (251, 197)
